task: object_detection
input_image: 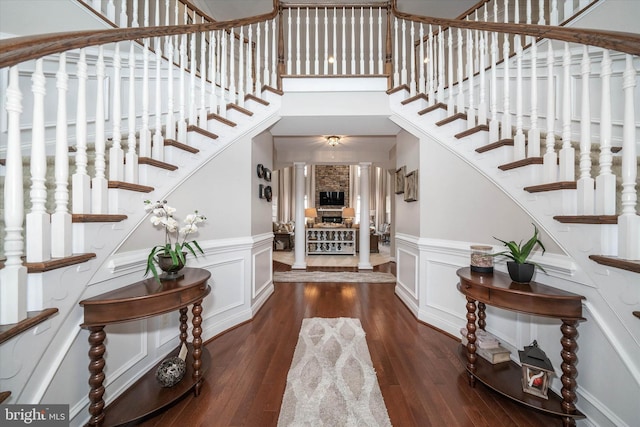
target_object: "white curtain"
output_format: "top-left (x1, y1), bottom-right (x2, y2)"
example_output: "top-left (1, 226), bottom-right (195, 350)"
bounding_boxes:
top-left (276, 165), bottom-right (316, 223)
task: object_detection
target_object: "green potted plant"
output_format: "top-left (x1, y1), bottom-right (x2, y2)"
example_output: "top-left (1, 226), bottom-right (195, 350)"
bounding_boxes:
top-left (144, 200), bottom-right (206, 282)
top-left (493, 224), bottom-right (546, 283)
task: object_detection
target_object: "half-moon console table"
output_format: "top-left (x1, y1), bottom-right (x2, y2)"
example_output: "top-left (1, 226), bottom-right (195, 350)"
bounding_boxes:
top-left (456, 267), bottom-right (586, 427)
top-left (79, 267), bottom-right (211, 427)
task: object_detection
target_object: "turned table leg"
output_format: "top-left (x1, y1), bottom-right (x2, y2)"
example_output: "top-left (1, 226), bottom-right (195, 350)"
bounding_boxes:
top-left (179, 307), bottom-right (189, 347)
top-left (560, 319), bottom-right (579, 427)
top-left (87, 326), bottom-right (106, 427)
top-left (465, 297), bottom-right (478, 386)
top-left (477, 302), bottom-right (486, 331)
top-left (191, 300), bottom-right (204, 396)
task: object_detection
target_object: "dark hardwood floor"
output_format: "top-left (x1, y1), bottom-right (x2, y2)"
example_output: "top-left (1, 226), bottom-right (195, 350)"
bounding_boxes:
top-left (140, 262), bottom-right (562, 427)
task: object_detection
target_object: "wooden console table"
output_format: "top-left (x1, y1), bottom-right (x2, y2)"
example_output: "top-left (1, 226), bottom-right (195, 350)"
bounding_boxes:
top-left (456, 267), bottom-right (586, 427)
top-left (79, 268), bottom-right (211, 427)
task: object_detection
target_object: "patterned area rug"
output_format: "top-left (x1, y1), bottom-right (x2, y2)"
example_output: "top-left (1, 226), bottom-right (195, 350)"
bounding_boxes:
top-left (278, 318), bottom-right (392, 427)
top-left (273, 271), bottom-right (396, 283)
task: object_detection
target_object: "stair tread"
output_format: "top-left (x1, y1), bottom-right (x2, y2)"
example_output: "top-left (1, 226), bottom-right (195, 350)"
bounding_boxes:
top-left (436, 112), bottom-right (467, 126)
top-left (401, 93), bottom-right (428, 105)
top-left (164, 139), bottom-right (200, 153)
top-left (418, 102), bottom-right (447, 115)
top-left (554, 215), bottom-right (618, 224)
top-left (263, 85), bottom-right (283, 96)
top-left (186, 124), bottom-right (219, 139)
top-left (524, 181), bottom-right (577, 193)
top-left (499, 157), bottom-right (544, 170)
top-left (589, 255), bottom-right (640, 273)
top-left (227, 103), bottom-right (253, 116)
top-left (206, 113), bottom-right (237, 128)
top-left (476, 138), bottom-right (514, 153)
top-left (23, 253), bottom-right (96, 273)
top-left (386, 84), bottom-right (409, 95)
top-left (108, 181), bottom-right (154, 193)
top-left (72, 214), bottom-right (128, 223)
top-left (0, 308), bottom-right (59, 345)
top-left (455, 124), bottom-right (489, 139)
top-left (245, 93), bottom-right (269, 106)
top-left (139, 157), bottom-right (178, 171)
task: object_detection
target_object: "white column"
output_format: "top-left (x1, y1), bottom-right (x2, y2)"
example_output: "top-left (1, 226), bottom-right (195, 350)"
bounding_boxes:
top-left (1, 67), bottom-right (27, 325)
top-left (26, 59), bottom-right (51, 262)
top-left (358, 162), bottom-right (372, 270)
top-left (292, 162), bottom-right (307, 269)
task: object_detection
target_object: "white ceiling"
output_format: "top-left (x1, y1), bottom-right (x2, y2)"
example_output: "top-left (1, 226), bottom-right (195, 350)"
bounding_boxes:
top-left (190, 0), bottom-right (478, 166)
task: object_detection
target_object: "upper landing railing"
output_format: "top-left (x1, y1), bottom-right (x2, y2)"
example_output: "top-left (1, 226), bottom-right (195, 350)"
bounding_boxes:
top-left (0, 0), bottom-right (639, 325)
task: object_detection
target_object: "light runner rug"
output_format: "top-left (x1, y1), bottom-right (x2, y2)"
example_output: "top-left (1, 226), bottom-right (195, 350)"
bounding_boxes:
top-left (278, 317), bottom-right (392, 427)
top-left (273, 271), bottom-right (396, 283)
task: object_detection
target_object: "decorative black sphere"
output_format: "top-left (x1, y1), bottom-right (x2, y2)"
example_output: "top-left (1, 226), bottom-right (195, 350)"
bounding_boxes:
top-left (155, 356), bottom-right (186, 387)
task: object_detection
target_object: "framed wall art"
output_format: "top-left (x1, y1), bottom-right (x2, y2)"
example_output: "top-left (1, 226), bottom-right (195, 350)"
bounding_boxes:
top-left (404, 170), bottom-right (418, 202)
top-left (395, 166), bottom-right (406, 194)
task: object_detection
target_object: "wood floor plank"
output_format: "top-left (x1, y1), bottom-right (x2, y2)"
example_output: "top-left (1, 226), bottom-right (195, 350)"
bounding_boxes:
top-left (138, 262), bottom-right (566, 427)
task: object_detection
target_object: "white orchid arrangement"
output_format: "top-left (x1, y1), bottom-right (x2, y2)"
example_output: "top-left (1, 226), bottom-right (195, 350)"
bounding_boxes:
top-left (144, 199), bottom-right (206, 281)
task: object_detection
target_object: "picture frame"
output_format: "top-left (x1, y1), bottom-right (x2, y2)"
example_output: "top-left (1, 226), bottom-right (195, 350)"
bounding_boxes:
top-left (256, 164), bottom-right (265, 178)
top-left (264, 185), bottom-right (272, 202)
top-left (264, 168), bottom-right (272, 182)
top-left (258, 184), bottom-right (265, 199)
top-left (404, 170), bottom-right (418, 202)
top-left (395, 166), bottom-right (406, 194)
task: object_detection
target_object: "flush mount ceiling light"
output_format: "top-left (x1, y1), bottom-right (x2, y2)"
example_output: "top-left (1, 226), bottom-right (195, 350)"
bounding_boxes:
top-left (327, 135), bottom-right (340, 147)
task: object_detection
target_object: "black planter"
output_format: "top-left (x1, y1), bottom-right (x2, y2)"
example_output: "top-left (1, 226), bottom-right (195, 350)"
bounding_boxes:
top-left (507, 261), bottom-right (535, 283)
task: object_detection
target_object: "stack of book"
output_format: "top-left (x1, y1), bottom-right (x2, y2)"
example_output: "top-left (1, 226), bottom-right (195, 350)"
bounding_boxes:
top-left (460, 328), bottom-right (511, 364)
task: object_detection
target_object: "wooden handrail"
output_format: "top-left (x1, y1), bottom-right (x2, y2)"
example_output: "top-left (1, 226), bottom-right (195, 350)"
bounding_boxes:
top-left (390, 0), bottom-right (640, 56)
top-left (0, 0), bottom-right (278, 69)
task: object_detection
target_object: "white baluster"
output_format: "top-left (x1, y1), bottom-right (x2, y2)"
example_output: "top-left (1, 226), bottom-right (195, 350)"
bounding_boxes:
top-left (1, 66), bottom-right (27, 325)
top-left (256, 25), bottom-right (262, 98)
top-left (120, 0), bottom-right (128, 26)
top-left (110, 43), bottom-right (124, 181)
top-left (140, 37), bottom-right (151, 157)
top-left (333, 8), bottom-right (338, 75)
top-left (73, 49), bottom-right (91, 212)
top-left (538, 0), bottom-right (546, 25)
top-left (201, 25), bottom-right (211, 119)
top-left (51, 54), bottom-right (72, 258)
top-left (92, 46), bottom-right (108, 214)
top-left (550, 0), bottom-right (558, 25)
top-left (92, 0), bottom-right (101, 13)
top-left (154, 34), bottom-right (165, 158)
top-left (564, 0), bottom-right (574, 22)
top-left (237, 26), bottom-right (245, 108)
top-left (351, 8), bottom-right (356, 74)
top-left (437, 27), bottom-right (445, 104)
top-left (220, 30), bottom-right (228, 118)
top-left (263, 21), bottom-right (270, 87)
top-left (393, 17), bottom-right (399, 87)
top-left (359, 8), bottom-right (365, 74)
top-left (369, 8), bottom-right (374, 74)
top-left (513, 1), bottom-right (525, 160)
top-left (26, 59), bottom-right (50, 262)
top-left (577, 46), bottom-right (594, 214)
top-left (342, 8), bottom-right (347, 74)
top-left (447, 28), bottom-right (454, 115)
top-left (323, 9), bottom-right (329, 75)
top-left (315, 8), bottom-right (320, 74)
top-left (418, 24), bottom-right (425, 96)
top-left (246, 25), bottom-right (253, 95)
top-left (305, 8), bottom-right (310, 74)
top-left (466, 27), bottom-right (476, 129)
top-left (489, 3), bottom-right (499, 142)
top-left (477, 10), bottom-right (487, 126)
top-left (377, 8), bottom-right (383, 74)
top-left (209, 30), bottom-right (218, 112)
top-left (272, 19), bottom-right (277, 85)
top-left (456, 29), bottom-right (464, 114)
top-left (543, 42), bottom-right (558, 183)
top-left (287, 9), bottom-right (292, 75)
top-left (559, 43), bottom-right (574, 182)
top-left (501, 0), bottom-right (511, 140)
top-left (527, 5), bottom-right (540, 158)
top-left (296, 8), bottom-right (301, 74)
top-left (401, 19), bottom-right (407, 85)
top-left (131, 0), bottom-right (139, 27)
top-left (107, 0), bottom-right (115, 21)
top-left (189, 29), bottom-right (198, 124)
top-left (166, 29), bottom-right (176, 139)
top-left (409, 21), bottom-right (416, 95)
top-left (618, 55), bottom-right (640, 259)
top-left (143, 0), bottom-right (149, 26)
top-left (178, 32), bottom-right (187, 138)
top-left (595, 50), bottom-right (616, 215)
top-left (126, 41), bottom-right (139, 183)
